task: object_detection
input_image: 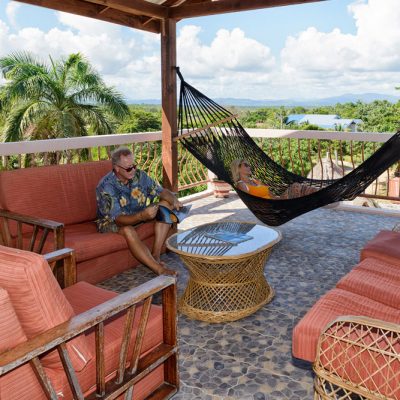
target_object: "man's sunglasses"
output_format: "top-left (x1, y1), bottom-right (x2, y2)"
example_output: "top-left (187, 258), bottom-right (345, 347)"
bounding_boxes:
top-left (117, 164), bottom-right (137, 172)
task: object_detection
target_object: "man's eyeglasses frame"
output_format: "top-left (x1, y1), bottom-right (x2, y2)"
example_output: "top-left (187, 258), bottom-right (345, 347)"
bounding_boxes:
top-left (117, 164), bottom-right (137, 173)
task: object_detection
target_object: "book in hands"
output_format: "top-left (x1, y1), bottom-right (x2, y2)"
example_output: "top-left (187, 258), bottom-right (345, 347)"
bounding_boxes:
top-left (156, 204), bottom-right (192, 224)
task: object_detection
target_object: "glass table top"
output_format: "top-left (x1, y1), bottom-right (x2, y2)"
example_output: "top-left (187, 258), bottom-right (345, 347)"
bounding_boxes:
top-left (166, 221), bottom-right (282, 258)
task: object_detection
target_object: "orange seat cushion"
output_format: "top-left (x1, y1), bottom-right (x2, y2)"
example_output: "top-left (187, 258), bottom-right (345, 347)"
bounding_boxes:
top-left (361, 230), bottom-right (400, 267)
top-left (32, 220), bottom-right (155, 263)
top-left (336, 258), bottom-right (400, 309)
top-left (51, 282), bottom-right (165, 399)
top-left (292, 288), bottom-right (400, 362)
top-left (0, 288), bottom-right (46, 400)
top-left (0, 246), bottom-right (92, 371)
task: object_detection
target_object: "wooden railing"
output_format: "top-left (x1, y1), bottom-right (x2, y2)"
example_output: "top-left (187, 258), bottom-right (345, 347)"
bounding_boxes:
top-left (0, 129), bottom-right (398, 200)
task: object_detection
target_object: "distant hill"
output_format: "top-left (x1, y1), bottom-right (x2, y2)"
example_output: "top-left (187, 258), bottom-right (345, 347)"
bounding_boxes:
top-left (129, 93), bottom-right (400, 107)
top-left (129, 99), bottom-right (161, 105)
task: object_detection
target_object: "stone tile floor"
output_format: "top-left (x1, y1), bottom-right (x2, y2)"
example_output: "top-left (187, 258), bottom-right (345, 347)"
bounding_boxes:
top-left (99, 193), bottom-right (399, 400)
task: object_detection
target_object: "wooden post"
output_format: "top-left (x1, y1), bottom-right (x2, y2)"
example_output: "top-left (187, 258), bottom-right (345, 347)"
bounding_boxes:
top-left (161, 19), bottom-right (178, 192)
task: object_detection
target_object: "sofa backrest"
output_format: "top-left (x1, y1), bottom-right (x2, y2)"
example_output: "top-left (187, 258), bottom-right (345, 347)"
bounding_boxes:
top-left (0, 245), bottom-right (92, 371)
top-left (0, 160), bottom-right (112, 226)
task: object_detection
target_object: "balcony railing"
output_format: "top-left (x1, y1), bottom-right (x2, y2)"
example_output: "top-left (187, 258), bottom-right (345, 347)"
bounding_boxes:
top-left (246, 129), bottom-right (397, 201)
top-left (0, 129), bottom-right (398, 200)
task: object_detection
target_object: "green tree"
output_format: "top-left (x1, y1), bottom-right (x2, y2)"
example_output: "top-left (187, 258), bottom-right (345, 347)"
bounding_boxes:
top-left (0, 52), bottom-right (129, 141)
top-left (117, 106), bottom-right (161, 133)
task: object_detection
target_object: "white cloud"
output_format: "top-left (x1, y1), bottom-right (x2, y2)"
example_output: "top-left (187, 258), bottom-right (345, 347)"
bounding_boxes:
top-left (0, 13), bottom-right (276, 99)
top-left (279, 0), bottom-right (400, 98)
top-left (177, 26), bottom-right (275, 76)
top-left (57, 12), bottom-right (121, 39)
top-left (1, 0), bottom-right (400, 100)
top-left (177, 25), bottom-right (275, 97)
top-left (5, 1), bottom-right (20, 28)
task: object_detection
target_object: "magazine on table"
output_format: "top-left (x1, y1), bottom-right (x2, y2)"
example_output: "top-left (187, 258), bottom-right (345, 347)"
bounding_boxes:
top-left (204, 230), bottom-right (253, 245)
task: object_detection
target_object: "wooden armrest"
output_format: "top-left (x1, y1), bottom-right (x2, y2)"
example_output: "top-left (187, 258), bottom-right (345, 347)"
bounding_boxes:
top-left (44, 248), bottom-right (77, 288)
top-left (0, 209), bottom-right (64, 252)
top-left (0, 275), bottom-right (178, 399)
top-left (0, 209), bottom-right (63, 230)
top-left (314, 316), bottom-right (400, 399)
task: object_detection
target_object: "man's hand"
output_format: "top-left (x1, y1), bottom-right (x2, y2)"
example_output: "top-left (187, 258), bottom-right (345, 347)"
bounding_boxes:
top-left (172, 197), bottom-right (183, 210)
top-left (160, 188), bottom-right (183, 210)
top-left (140, 204), bottom-right (159, 221)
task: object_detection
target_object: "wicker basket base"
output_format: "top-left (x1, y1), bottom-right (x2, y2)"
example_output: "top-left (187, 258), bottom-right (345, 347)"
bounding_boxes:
top-left (179, 287), bottom-right (274, 323)
top-left (178, 247), bottom-right (275, 323)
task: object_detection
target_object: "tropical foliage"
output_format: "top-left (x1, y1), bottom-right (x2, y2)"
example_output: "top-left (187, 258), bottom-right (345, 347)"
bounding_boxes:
top-left (116, 106), bottom-right (161, 133)
top-left (239, 100), bottom-right (400, 133)
top-left (0, 52), bottom-right (129, 142)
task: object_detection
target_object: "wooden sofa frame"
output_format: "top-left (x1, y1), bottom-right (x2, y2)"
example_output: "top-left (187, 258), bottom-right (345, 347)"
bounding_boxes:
top-left (0, 208), bottom-right (64, 252)
top-left (0, 250), bottom-right (179, 400)
top-left (0, 208), bottom-right (75, 287)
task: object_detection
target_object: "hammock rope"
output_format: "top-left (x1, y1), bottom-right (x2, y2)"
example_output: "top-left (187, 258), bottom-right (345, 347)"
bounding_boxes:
top-left (176, 68), bottom-right (400, 226)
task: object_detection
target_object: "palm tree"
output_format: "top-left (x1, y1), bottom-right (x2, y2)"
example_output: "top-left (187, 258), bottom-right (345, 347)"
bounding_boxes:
top-left (0, 52), bottom-right (129, 142)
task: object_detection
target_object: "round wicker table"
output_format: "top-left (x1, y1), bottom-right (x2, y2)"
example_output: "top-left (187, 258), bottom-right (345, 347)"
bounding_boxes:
top-left (166, 221), bottom-right (282, 323)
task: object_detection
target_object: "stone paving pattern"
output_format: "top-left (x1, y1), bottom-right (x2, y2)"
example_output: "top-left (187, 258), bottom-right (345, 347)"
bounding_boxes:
top-left (99, 193), bottom-right (399, 399)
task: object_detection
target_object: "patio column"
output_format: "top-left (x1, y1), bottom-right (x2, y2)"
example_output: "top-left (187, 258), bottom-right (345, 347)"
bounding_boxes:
top-left (161, 18), bottom-right (178, 192)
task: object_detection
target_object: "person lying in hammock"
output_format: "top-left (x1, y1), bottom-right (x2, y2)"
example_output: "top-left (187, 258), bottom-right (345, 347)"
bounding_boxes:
top-left (230, 159), bottom-right (317, 199)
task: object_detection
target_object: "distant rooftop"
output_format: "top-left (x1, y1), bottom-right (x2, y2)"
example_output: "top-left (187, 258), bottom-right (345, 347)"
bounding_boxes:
top-left (286, 114), bottom-right (362, 131)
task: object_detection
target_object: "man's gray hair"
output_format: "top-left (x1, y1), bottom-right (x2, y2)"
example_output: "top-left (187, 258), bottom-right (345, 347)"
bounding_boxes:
top-left (111, 147), bottom-right (132, 166)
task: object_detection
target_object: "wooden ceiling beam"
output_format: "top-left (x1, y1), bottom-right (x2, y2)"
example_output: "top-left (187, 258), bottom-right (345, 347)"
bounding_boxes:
top-left (141, 0), bottom-right (188, 26)
top-left (170, 0), bottom-right (326, 19)
top-left (15, 0), bottom-right (161, 33)
top-left (83, 0), bottom-right (168, 19)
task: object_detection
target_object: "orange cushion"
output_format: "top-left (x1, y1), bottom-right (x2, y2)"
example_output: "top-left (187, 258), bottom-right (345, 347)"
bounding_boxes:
top-left (50, 282), bottom-right (164, 399)
top-left (336, 258), bottom-right (400, 309)
top-left (0, 161), bottom-right (112, 233)
top-left (0, 288), bottom-right (46, 400)
top-left (292, 288), bottom-right (400, 362)
top-left (361, 230), bottom-right (400, 267)
top-left (33, 220), bottom-right (155, 263)
top-left (0, 246), bottom-right (92, 371)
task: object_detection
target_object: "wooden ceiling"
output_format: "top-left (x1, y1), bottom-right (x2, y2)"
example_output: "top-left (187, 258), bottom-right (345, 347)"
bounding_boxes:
top-left (15, 0), bottom-right (326, 33)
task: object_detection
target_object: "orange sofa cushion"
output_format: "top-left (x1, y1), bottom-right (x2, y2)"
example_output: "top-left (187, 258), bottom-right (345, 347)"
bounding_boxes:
top-left (33, 220), bottom-right (155, 263)
top-left (52, 282), bottom-right (165, 399)
top-left (0, 246), bottom-right (92, 371)
top-left (336, 258), bottom-right (400, 309)
top-left (0, 288), bottom-right (46, 400)
top-left (360, 230), bottom-right (400, 267)
top-left (0, 160), bottom-right (112, 234)
top-left (292, 288), bottom-right (400, 362)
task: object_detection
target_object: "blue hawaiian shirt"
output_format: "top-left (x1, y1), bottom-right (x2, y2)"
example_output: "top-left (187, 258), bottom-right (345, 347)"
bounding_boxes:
top-left (96, 170), bottom-right (163, 233)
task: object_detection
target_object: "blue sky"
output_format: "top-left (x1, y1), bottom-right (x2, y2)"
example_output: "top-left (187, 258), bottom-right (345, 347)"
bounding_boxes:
top-left (186, 0), bottom-right (357, 54)
top-left (0, 0), bottom-right (399, 101)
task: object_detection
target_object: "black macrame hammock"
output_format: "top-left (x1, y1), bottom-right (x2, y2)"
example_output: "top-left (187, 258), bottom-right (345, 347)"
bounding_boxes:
top-left (176, 69), bottom-right (400, 226)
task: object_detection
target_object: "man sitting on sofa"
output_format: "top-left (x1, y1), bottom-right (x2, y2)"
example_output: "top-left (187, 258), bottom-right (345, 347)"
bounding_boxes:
top-left (96, 147), bottom-right (181, 276)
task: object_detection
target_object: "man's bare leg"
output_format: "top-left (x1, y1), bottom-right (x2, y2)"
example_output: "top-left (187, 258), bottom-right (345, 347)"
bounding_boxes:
top-left (152, 221), bottom-right (171, 262)
top-left (119, 226), bottom-right (175, 275)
